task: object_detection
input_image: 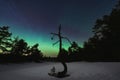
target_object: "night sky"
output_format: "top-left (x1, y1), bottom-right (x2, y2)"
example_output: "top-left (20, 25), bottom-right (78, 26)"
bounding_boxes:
top-left (0, 0), bottom-right (117, 57)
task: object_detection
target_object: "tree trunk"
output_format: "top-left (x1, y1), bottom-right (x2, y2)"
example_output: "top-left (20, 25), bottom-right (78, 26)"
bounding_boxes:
top-left (51, 25), bottom-right (68, 77)
top-left (57, 61), bottom-right (67, 77)
top-left (61, 61), bottom-right (67, 74)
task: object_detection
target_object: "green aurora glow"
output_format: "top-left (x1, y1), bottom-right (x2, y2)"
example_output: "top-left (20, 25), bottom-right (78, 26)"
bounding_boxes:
top-left (10, 25), bottom-right (75, 57)
top-left (0, 0), bottom-right (117, 57)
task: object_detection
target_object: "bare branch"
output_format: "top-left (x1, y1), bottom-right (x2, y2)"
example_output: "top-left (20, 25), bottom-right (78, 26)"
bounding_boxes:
top-left (51, 33), bottom-right (59, 36)
top-left (62, 37), bottom-right (72, 45)
top-left (53, 40), bottom-right (60, 46)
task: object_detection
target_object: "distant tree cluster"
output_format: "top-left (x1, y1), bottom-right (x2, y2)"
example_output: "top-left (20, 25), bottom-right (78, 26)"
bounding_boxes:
top-left (67, 42), bottom-right (82, 61)
top-left (55, 41), bottom-right (83, 62)
top-left (0, 26), bottom-right (43, 63)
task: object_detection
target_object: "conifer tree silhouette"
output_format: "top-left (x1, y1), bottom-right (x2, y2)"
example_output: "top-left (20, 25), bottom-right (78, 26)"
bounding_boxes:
top-left (83, 0), bottom-right (120, 61)
top-left (0, 26), bottom-right (12, 52)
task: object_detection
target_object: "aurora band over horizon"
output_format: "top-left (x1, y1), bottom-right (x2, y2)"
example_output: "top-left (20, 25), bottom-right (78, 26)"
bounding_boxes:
top-left (0, 0), bottom-right (117, 57)
top-left (8, 25), bottom-right (74, 57)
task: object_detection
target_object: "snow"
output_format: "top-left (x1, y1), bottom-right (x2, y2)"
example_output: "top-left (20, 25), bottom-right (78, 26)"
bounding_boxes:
top-left (0, 62), bottom-right (120, 80)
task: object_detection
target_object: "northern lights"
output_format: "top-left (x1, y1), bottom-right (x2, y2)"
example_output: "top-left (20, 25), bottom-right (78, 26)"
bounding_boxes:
top-left (0, 0), bottom-right (117, 57)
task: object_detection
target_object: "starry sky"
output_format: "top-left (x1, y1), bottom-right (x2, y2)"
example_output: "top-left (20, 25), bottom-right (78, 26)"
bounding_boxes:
top-left (0, 0), bottom-right (118, 57)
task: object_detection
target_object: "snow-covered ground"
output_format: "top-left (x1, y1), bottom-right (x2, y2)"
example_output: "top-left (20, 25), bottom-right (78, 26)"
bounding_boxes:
top-left (0, 62), bottom-right (120, 80)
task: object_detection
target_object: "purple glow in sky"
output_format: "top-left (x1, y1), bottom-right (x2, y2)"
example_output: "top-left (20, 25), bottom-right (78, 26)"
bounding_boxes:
top-left (0, 0), bottom-right (117, 56)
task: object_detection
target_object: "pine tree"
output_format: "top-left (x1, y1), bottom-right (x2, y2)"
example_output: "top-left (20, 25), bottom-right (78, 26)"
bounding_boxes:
top-left (0, 26), bottom-right (12, 52)
top-left (84, 0), bottom-right (120, 60)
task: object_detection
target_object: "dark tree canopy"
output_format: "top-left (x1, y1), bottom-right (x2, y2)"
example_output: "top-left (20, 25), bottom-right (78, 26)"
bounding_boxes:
top-left (68, 41), bottom-right (81, 54)
top-left (30, 43), bottom-right (43, 61)
top-left (68, 41), bottom-right (82, 61)
top-left (0, 26), bottom-right (43, 63)
top-left (31, 44), bottom-right (42, 56)
top-left (11, 39), bottom-right (28, 55)
top-left (0, 26), bottom-right (12, 52)
top-left (84, 0), bottom-right (120, 60)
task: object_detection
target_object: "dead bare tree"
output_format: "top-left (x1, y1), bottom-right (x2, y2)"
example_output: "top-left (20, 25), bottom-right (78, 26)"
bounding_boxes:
top-left (51, 24), bottom-right (71, 77)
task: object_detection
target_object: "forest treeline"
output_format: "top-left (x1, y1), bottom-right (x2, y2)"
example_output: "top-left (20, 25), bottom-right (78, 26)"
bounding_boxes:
top-left (0, 0), bottom-right (120, 63)
top-left (0, 26), bottom-right (43, 63)
top-left (66, 0), bottom-right (120, 61)
top-left (69, 0), bottom-right (120, 61)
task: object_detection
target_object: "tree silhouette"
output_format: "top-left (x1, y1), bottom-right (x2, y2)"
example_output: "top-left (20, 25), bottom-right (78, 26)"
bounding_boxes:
top-left (68, 41), bottom-right (82, 61)
top-left (51, 24), bottom-right (71, 77)
top-left (30, 43), bottom-right (43, 62)
top-left (0, 26), bottom-right (12, 52)
top-left (11, 39), bottom-right (28, 55)
top-left (0, 26), bottom-right (44, 62)
top-left (84, 0), bottom-right (120, 60)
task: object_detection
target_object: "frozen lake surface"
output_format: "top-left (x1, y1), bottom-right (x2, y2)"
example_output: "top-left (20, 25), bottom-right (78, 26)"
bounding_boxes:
top-left (0, 62), bottom-right (120, 80)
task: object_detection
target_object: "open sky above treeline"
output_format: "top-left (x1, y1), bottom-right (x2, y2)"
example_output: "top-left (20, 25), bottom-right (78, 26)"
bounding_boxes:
top-left (0, 0), bottom-right (117, 57)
